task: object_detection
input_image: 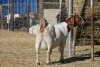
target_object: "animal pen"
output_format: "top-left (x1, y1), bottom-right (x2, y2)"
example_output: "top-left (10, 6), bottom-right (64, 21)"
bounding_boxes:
top-left (0, 0), bottom-right (100, 67)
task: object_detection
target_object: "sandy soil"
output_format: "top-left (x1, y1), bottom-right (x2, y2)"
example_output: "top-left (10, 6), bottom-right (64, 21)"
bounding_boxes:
top-left (0, 29), bottom-right (100, 67)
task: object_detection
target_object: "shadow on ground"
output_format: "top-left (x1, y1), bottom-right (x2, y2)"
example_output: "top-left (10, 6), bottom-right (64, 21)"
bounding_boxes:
top-left (51, 51), bottom-right (100, 64)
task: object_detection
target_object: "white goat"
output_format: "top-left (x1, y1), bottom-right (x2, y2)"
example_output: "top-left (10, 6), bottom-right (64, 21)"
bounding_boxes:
top-left (35, 14), bottom-right (84, 65)
top-left (35, 18), bottom-right (68, 64)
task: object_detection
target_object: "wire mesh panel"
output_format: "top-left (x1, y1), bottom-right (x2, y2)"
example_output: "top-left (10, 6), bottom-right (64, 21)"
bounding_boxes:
top-left (0, 2), bottom-right (38, 67)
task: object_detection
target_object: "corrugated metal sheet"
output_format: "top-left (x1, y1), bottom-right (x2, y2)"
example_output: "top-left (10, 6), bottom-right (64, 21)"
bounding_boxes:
top-left (0, 0), bottom-right (37, 15)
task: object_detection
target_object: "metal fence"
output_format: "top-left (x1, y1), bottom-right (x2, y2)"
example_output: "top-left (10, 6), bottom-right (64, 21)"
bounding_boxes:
top-left (0, 1), bottom-right (100, 67)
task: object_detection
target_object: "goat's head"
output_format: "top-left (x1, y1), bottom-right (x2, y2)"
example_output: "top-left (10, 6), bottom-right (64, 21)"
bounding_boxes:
top-left (66, 14), bottom-right (84, 31)
top-left (39, 18), bottom-right (48, 33)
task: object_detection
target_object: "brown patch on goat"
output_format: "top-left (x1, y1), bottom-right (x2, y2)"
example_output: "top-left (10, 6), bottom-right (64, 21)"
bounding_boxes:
top-left (66, 15), bottom-right (75, 26)
top-left (39, 18), bottom-right (46, 33)
top-left (66, 15), bottom-right (75, 31)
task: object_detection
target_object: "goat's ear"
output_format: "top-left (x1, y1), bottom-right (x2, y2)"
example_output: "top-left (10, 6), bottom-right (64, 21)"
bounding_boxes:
top-left (66, 18), bottom-right (70, 23)
top-left (74, 14), bottom-right (84, 27)
top-left (66, 16), bottom-right (74, 24)
top-left (70, 15), bottom-right (74, 22)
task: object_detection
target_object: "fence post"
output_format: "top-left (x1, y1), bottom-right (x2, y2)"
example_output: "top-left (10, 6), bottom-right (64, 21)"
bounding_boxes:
top-left (59, 0), bottom-right (62, 23)
top-left (39, 0), bottom-right (43, 19)
top-left (90, 0), bottom-right (94, 61)
top-left (26, 3), bottom-right (30, 22)
top-left (1, 6), bottom-right (3, 29)
top-left (68, 0), bottom-right (73, 57)
top-left (10, 0), bottom-right (14, 31)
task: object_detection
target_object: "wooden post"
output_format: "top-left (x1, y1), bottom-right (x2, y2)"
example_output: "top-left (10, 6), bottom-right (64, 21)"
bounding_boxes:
top-left (26, 4), bottom-right (30, 20)
top-left (39, 0), bottom-right (43, 19)
top-left (26, 4), bottom-right (30, 30)
top-left (10, 0), bottom-right (14, 31)
top-left (73, 0), bottom-right (86, 56)
top-left (72, 27), bottom-right (76, 55)
top-left (59, 0), bottom-right (62, 23)
top-left (1, 6), bottom-right (3, 29)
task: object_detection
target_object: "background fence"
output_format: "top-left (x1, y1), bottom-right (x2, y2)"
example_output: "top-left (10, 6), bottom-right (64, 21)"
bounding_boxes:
top-left (0, 0), bottom-right (100, 67)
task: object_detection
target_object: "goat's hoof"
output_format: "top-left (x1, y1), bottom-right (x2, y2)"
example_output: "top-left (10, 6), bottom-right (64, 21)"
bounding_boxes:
top-left (36, 62), bottom-right (40, 65)
top-left (46, 62), bottom-right (51, 65)
top-left (58, 60), bottom-right (65, 63)
top-left (61, 60), bottom-right (65, 63)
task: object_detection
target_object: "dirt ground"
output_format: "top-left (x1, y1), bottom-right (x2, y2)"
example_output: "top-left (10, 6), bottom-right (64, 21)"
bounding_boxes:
top-left (0, 29), bottom-right (100, 67)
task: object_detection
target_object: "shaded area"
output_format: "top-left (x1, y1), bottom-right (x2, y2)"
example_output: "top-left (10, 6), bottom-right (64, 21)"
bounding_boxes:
top-left (94, 51), bottom-right (100, 57)
top-left (52, 51), bottom-right (100, 64)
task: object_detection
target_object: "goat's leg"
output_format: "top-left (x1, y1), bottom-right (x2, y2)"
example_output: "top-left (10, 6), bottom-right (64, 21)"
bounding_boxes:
top-left (35, 41), bottom-right (41, 65)
top-left (59, 43), bottom-right (65, 63)
top-left (46, 44), bottom-right (52, 64)
top-left (60, 48), bottom-right (64, 62)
